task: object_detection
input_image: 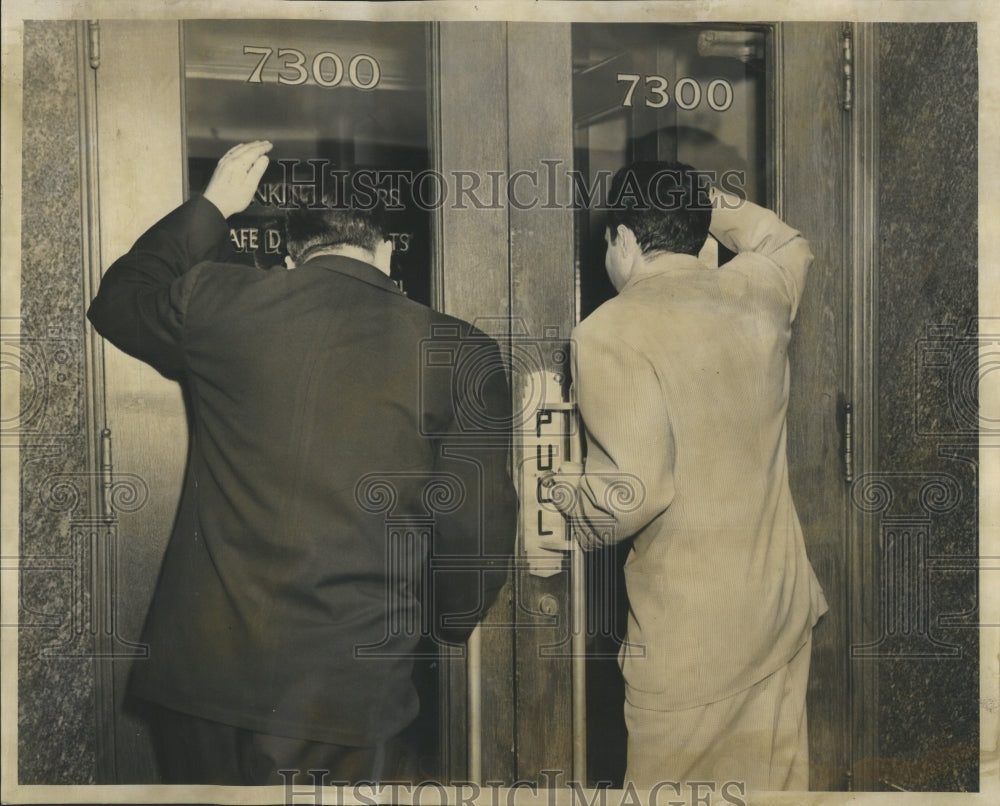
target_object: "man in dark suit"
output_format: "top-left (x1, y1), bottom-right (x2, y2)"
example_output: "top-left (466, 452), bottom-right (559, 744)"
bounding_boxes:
top-left (88, 141), bottom-right (517, 785)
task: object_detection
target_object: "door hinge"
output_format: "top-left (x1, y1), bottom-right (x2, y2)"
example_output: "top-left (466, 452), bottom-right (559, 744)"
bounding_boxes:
top-left (843, 402), bottom-right (854, 484)
top-left (99, 427), bottom-right (115, 521)
top-left (87, 20), bottom-right (100, 70)
top-left (842, 28), bottom-right (853, 112)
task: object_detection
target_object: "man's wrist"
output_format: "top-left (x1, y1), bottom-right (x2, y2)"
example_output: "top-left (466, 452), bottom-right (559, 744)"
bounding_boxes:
top-left (201, 191), bottom-right (232, 220)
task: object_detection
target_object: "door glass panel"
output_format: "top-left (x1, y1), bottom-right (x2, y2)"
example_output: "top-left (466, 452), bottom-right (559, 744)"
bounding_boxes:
top-left (571, 23), bottom-right (769, 787)
top-left (573, 23), bottom-right (768, 319)
top-left (183, 20), bottom-right (432, 304)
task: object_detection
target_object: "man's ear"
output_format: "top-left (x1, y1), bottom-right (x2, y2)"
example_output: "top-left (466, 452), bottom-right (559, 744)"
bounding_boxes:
top-left (373, 238), bottom-right (394, 274)
top-left (617, 225), bottom-right (637, 254)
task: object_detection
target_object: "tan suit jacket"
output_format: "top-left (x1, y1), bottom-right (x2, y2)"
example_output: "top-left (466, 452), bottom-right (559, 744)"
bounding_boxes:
top-left (567, 193), bottom-right (829, 710)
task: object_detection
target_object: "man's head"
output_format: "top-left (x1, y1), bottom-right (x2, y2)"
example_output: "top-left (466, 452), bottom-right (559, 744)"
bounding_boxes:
top-left (284, 186), bottom-right (391, 272)
top-left (604, 161), bottom-right (712, 290)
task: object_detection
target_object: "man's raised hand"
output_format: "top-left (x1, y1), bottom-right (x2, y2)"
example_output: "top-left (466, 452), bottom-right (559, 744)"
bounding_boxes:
top-left (203, 141), bottom-right (273, 219)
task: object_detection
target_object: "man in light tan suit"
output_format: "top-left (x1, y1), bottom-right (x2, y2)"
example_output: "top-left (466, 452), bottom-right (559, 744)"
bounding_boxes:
top-left (546, 161), bottom-right (828, 791)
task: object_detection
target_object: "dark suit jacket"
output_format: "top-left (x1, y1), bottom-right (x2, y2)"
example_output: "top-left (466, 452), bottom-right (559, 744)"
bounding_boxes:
top-left (88, 196), bottom-right (517, 745)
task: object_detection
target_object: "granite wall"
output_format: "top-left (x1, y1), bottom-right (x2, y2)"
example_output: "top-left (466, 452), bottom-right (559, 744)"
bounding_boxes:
top-left (872, 22), bottom-right (978, 791)
top-left (18, 21), bottom-right (97, 784)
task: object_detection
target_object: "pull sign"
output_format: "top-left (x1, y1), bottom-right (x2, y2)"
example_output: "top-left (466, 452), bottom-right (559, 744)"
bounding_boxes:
top-left (519, 370), bottom-right (578, 578)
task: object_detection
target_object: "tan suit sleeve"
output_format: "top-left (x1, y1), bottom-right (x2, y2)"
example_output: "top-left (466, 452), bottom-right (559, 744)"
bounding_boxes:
top-left (709, 190), bottom-right (814, 321)
top-left (566, 328), bottom-right (676, 548)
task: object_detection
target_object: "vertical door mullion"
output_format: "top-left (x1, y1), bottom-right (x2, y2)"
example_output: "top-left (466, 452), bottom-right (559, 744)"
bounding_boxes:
top-left (507, 22), bottom-right (578, 784)
top-left (93, 21), bottom-right (187, 783)
top-left (773, 21), bottom-right (852, 791)
top-left (846, 21), bottom-right (880, 791)
top-left (433, 21), bottom-right (515, 783)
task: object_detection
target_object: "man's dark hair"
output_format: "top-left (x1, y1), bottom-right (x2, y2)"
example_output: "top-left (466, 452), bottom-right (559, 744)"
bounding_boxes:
top-left (606, 161), bottom-right (712, 257)
top-left (284, 179), bottom-right (388, 264)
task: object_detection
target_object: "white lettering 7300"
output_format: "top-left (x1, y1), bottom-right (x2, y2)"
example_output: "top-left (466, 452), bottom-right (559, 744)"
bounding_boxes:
top-left (243, 46), bottom-right (380, 90)
top-left (617, 73), bottom-right (734, 112)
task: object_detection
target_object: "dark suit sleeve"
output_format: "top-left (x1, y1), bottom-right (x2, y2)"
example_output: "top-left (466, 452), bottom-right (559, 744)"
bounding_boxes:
top-left (429, 333), bottom-right (518, 645)
top-left (87, 195), bottom-right (233, 375)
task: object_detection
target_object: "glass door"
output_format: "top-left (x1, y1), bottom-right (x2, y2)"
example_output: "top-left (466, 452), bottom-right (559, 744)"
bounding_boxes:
top-left (566, 23), bottom-right (850, 789)
top-left (573, 23), bottom-right (768, 318)
top-left (181, 19), bottom-right (444, 776)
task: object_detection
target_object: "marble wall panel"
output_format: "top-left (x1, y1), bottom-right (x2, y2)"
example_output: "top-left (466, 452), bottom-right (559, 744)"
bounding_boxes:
top-left (18, 20), bottom-right (97, 785)
top-left (874, 22), bottom-right (978, 792)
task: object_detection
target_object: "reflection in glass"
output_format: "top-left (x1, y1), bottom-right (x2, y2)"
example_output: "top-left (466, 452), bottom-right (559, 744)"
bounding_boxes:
top-left (183, 20), bottom-right (431, 303)
top-left (573, 23), bottom-right (768, 319)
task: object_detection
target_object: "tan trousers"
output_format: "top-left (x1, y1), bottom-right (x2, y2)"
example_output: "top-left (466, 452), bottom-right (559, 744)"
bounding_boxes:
top-left (624, 636), bottom-right (812, 792)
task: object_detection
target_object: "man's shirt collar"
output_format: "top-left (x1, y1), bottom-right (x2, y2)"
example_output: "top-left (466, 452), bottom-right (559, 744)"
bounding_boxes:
top-left (301, 254), bottom-right (403, 295)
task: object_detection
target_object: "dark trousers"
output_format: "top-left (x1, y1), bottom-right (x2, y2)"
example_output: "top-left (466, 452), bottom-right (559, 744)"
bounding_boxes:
top-left (151, 704), bottom-right (415, 785)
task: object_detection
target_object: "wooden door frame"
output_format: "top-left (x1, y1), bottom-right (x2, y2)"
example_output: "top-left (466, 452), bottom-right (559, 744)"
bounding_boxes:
top-left (86, 20), bottom-right (189, 784)
top-left (431, 21), bottom-right (516, 783)
top-left (845, 21), bottom-right (880, 791)
top-left (771, 20), bottom-right (883, 791)
top-left (772, 20), bottom-right (870, 791)
top-left (506, 22), bottom-right (578, 785)
top-left (432, 22), bottom-right (580, 785)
